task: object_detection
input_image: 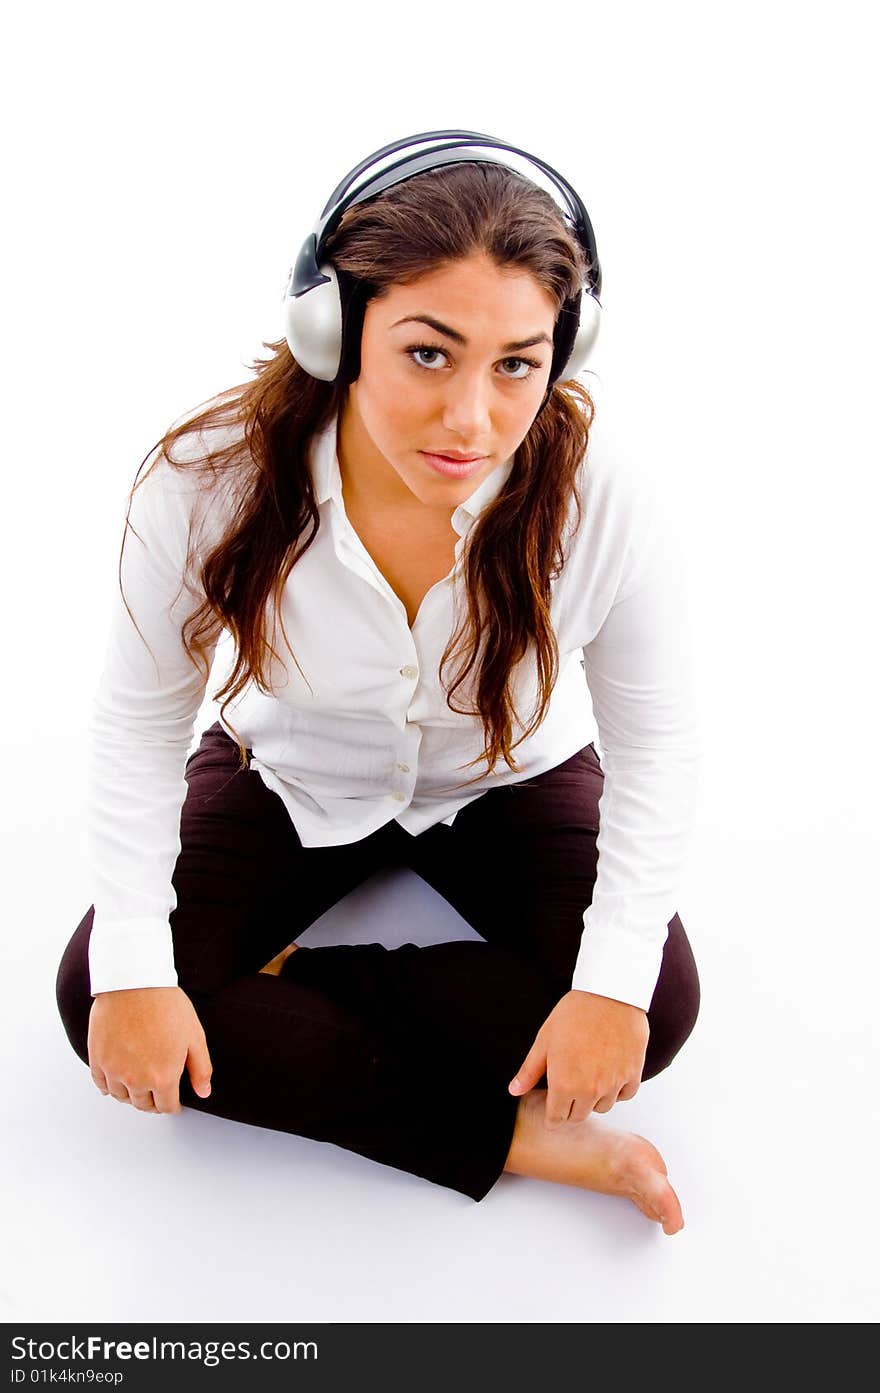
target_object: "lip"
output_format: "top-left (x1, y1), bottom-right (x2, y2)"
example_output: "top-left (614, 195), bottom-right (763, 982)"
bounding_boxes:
top-left (427, 450), bottom-right (486, 462)
top-left (420, 451), bottom-right (488, 479)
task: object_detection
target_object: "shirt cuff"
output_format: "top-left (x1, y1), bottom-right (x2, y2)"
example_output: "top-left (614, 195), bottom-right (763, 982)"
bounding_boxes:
top-left (569, 917), bottom-right (667, 1013)
top-left (87, 916), bottom-right (179, 995)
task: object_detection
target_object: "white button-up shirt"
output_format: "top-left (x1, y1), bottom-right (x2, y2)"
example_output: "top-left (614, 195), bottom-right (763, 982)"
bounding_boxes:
top-left (86, 387), bottom-right (701, 1011)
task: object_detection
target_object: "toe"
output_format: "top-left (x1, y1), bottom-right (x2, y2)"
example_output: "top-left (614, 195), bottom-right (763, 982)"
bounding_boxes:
top-left (642, 1171), bottom-right (683, 1234)
top-left (622, 1137), bottom-right (684, 1234)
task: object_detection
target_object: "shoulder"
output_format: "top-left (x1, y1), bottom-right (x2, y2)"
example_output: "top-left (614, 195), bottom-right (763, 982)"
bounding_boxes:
top-left (563, 373), bottom-right (660, 595)
top-left (129, 417), bottom-right (248, 551)
top-left (576, 374), bottom-right (657, 520)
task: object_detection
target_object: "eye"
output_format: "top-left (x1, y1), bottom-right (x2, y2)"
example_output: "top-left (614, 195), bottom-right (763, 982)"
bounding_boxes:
top-left (498, 356), bottom-right (541, 380)
top-left (408, 344), bottom-right (448, 370)
top-left (405, 343), bottom-right (543, 380)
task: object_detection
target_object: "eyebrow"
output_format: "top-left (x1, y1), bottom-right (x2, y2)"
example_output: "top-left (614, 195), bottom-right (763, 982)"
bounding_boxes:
top-left (390, 314), bottom-right (553, 353)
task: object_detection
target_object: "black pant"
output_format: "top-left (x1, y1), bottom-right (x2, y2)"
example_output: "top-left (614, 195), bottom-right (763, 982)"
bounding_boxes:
top-left (55, 722), bottom-right (700, 1201)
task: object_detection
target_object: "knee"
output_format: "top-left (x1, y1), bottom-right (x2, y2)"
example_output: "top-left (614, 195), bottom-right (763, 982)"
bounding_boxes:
top-left (642, 913), bottom-right (700, 1080)
top-left (55, 909), bottom-right (95, 1068)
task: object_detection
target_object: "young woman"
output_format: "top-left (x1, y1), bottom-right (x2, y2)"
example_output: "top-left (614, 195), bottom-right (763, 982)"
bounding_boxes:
top-left (55, 132), bottom-right (701, 1234)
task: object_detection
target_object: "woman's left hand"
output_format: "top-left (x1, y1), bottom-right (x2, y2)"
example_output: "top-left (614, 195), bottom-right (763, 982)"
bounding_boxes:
top-left (508, 990), bottom-right (649, 1128)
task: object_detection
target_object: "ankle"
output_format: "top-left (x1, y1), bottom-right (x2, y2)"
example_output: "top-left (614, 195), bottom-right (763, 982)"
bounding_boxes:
top-left (502, 1088), bottom-right (547, 1177)
top-left (258, 942), bottom-right (299, 976)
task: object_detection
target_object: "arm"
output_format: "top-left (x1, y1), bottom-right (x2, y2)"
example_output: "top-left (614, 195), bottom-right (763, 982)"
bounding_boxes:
top-left (509, 453), bottom-right (702, 1123)
top-left (573, 478), bottom-right (702, 1012)
top-left (85, 443), bottom-right (225, 1111)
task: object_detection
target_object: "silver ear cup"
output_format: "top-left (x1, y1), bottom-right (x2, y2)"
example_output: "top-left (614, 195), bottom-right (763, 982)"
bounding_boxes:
top-left (558, 292), bottom-right (601, 382)
top-left (282, 261), bottom-right (344, 381)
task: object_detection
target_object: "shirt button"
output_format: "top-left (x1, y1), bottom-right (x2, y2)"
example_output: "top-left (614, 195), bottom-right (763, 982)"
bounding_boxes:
top-left (396, 762), bottom-right (410, 773)
top-left (400, 664), bottom-right (418, 680)
top-left (391, 791), bottom-right (406, 801)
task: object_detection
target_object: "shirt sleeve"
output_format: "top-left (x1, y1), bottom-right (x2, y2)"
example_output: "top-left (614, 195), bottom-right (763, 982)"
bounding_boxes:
top-left (572, 457), bottom-right (702, 1013)
top-left (85, 448), bottom-right (221, 995)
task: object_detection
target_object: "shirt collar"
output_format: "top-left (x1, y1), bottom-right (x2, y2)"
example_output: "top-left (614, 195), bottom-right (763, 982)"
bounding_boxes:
top-left (310, 412), bottom-right (515, 537)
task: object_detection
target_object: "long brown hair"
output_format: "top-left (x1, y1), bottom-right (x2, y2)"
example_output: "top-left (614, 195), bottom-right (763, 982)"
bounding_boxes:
top-left (119, 160), bottom-right (596, 787)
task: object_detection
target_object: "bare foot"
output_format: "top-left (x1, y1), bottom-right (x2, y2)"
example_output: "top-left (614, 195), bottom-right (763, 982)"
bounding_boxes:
top-left (258, 942), bottom-right (299, 976)
top-left (503, 1087), bottom-right (684, 1235)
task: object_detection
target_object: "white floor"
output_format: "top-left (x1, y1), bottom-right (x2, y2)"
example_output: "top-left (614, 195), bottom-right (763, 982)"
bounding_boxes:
top-left (5, 722), bottom-right (878, 1325)
top-left (5, 0), bottom-right (879, 1331)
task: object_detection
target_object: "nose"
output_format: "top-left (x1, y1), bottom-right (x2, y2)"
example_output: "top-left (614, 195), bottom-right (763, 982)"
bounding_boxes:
top-left (440, 368), bottom-right (492, 442)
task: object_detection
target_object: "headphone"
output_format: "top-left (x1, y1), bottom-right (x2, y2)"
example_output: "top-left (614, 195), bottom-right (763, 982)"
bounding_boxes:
top-left (282, 129), bottom-right (602, 405)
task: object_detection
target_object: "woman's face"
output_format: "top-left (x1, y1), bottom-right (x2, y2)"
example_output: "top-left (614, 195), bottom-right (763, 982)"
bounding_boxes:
top-left (338, 251), bottom-right (558, 514)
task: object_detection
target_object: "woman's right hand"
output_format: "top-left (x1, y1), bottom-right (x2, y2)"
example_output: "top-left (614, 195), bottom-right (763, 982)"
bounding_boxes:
top-left (87, 986), bottom-right (213, 1114)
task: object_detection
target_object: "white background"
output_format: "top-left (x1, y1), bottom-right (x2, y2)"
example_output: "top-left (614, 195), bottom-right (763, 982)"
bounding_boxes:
top-left (3, 0), bottom-right (878, 1324)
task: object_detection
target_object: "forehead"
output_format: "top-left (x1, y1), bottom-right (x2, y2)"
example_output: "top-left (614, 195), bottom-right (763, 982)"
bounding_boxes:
top-left (377, 255), bottom-right (556, 324)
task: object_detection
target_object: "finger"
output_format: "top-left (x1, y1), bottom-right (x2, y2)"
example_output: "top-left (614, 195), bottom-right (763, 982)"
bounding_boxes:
top-left (592, 1092), bottom-right (618, 1114)
top-left (129, 1090), bottom-right (160, 1114)
top-left (543, 1092), bottom-right (575, 1129)
top-left (187, 1037), bottom-right (213, 1099)
top-left (510, 1054), bottom-right (545, 1094)
top-left (107, 1083), bottom-right (131, 1105)
top-left (567, 1100), bottom-right (595, 1126)
top-left (90, 1068), bottom-right (109, 1096)
top-left (617, 1081), bottom-right (640, 1102)
top-left (154, 1083), bottom-right (183, 1115)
